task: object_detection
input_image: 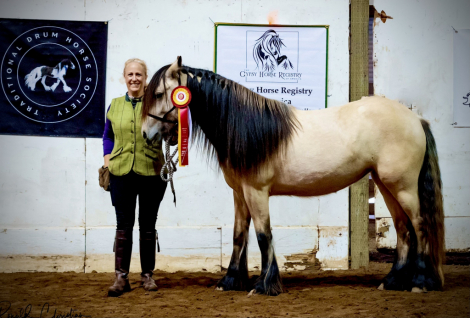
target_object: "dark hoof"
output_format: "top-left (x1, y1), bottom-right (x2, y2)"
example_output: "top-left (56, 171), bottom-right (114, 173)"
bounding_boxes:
top-left (411, 271), bottom-right (442, 291)
top-left (381, 260), bottom-right (415, 291)
top-left (381, 272), bottom-right (413, 291)
top-left (252, 275), bottom-right (283, 296)
top-left (216, 274), bottom-right (249, 291)
top-left (411, 254), bottom-right (443, 291)
top-left (381, 254), bottom-right (443, 292)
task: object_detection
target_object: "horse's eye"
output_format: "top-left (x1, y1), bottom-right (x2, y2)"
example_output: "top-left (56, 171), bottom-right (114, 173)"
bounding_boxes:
top-left (155, 93), bottom-right (163, 99)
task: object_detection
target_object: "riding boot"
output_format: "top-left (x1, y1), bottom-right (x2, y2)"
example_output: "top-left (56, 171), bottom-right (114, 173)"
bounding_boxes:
top-left (108, 229), bottom-right (133, 297)
top-left (140, 230), bottom-right (159, 291)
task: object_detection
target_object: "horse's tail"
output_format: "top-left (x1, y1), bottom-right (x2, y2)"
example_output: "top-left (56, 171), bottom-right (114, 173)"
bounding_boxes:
top-left (419, 118), bottom-right (445, 288)
top-left (24, 67), bottom-right (41, 90)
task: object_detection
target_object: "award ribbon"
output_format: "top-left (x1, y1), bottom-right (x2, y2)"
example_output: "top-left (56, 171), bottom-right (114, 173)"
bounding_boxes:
top-left (171, 86), bottom-right (191, 166)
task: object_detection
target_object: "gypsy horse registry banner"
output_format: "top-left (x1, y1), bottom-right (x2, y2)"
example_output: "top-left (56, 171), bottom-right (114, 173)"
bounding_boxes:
top-left (0, 19), bottom-right (107, 137)
top-left (215, 24), bottom-right (328, 110)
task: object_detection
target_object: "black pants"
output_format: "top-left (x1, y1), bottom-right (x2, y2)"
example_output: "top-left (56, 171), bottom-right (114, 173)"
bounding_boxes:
top-left (110, 170), bottom-right (167, 231)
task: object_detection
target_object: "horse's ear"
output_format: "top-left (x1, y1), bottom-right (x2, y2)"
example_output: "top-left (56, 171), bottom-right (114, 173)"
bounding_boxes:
top-left (177, 56), bottom-right (182, 67)
top-left (166, 57), bottom-right (182, 79)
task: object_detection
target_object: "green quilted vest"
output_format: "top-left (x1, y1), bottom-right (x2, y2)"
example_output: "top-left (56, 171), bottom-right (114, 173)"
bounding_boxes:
top-left (107, 96), bottom-right (164, 176)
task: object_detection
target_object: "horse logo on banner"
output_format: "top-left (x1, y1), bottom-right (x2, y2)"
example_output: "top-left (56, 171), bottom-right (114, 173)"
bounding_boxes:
top-left (0, 25), bottom-right (100, 124)
top-left (24, 59), bottom-right (76, 93)
top-left (253, 29), bottom-right (294, 72)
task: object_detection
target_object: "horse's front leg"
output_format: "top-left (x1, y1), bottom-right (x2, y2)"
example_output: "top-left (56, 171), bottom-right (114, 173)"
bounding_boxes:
top-left (216, 189), bottom-right (251, 291)
top-left (50, 79), bottom-right (60, 92)
top-left (217, 190), bottom-right (251, 290)
top-left (244, 187), bottom-right (283, 296)
top-left (59, 76), bottom-right (72, 92)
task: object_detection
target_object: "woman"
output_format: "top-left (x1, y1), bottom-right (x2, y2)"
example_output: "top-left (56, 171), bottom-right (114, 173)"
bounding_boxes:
top-left (102, 58), bottom-right (167, 297)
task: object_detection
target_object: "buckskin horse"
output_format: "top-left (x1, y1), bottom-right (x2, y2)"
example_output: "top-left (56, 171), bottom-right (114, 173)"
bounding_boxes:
top-left (141, 57), bottom-right (445, 296)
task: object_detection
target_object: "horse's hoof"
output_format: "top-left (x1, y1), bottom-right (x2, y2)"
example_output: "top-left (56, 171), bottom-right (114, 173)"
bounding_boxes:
top-left (411, 287), bottom-right (428, 293)
top-left (247, 289), bottom-right (257, 297)
top-left (215, 287), bottom-right (223, 291)
top-left (377, 283), bottom-right (384, 290)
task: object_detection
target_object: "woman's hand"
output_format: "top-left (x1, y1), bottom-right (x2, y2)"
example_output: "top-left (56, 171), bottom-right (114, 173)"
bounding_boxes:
top-left (104, 154), bottom-right (110, 168)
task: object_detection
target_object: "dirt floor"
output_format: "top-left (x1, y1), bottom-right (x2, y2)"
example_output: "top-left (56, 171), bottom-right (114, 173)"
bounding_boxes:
top-left (1, 222), bottom-right (469, 318)
top-left (0, 259), bottom-right (469, 318)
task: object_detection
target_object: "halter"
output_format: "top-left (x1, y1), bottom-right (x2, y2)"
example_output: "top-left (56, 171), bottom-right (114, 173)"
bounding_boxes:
top-left (147, 106), bottom-right (177, 124)
top-left (146, 70), bottom-right (190, 206)
top-left (146, 70), bottom-right (186, 124)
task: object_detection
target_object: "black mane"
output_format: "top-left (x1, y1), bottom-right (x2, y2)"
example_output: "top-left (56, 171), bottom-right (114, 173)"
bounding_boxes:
top-left (181, 66), bottom-right (299, 174)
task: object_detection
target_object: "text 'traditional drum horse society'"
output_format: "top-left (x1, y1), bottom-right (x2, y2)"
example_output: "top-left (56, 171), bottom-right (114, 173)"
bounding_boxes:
top-left (141, 57), bottom-right (445, 296)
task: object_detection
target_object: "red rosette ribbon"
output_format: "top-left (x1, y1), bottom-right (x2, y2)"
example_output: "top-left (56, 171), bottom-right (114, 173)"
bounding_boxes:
top-left (171, 86), bottom-right (191, 166)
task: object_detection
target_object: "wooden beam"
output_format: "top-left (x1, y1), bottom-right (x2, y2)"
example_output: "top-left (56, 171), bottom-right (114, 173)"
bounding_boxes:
top-left (349, 0), bottom-right (370, 269)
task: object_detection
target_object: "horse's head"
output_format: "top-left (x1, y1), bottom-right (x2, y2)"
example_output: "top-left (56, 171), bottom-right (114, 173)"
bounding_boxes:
top-left (253, 30), bottom-right (285, 71)
top-left (60, 59), bottom-right (75, 70)
top-left (142, 56), bottom-right (183, 146)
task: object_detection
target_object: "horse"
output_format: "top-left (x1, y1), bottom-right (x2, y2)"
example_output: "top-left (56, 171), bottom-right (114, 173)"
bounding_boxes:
top-left (141, 56), bottom-right (445, 296)
top-left (24, 59), bottom-right (75, 93)
top-left (253, 29), bottom-right (293, 72)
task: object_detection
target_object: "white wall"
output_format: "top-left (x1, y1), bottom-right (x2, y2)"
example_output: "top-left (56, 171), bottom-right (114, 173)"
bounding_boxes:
top-left (0, 0), bottom-right (350, 273)
top-left (372, 0), bottom-right (470, 250)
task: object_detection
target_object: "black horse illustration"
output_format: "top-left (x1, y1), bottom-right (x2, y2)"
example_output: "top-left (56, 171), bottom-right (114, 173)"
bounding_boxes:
top-left (253, 30), bottom-right (294, 72)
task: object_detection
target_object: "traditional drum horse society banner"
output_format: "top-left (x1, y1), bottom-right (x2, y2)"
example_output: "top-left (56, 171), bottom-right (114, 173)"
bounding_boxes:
top-left (215, 24), bottom-right (328, 110)
top-left (0, 19), bottom-right (107, 137)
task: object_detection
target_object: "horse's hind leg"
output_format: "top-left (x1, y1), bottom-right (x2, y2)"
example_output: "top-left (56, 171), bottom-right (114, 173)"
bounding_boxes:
top-left (41, 76), bottom-right (52, 91)
top-left (396, 188), bottom-right (443, 293)
top-left (376, 173), bottom-right (443, 292)
top-left (30, 73), bottom-right (42, 90)
top-left (373, 174), bottom-right (416, 291)
top-left (243, 186), bottom-right (282, 296)
top-left (216, 189), bottom-right (251, 291)
top-left (373, 119), bottom-right (444, 292)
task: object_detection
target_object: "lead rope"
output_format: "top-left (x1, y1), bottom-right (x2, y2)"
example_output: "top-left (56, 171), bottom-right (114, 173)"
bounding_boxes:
top-left (161, 137), bottom-right (178, 205)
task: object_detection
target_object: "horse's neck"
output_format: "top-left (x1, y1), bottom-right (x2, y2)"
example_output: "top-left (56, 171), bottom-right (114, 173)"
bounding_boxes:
top-left (183, 66), bottom-right (298, 173)
top-left (184, 67), bottom-right (227, 140)
top-left (184, 66), bottom-right (211, 84)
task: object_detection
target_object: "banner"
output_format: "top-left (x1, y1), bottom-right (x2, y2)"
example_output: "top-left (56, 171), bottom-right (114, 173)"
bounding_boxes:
top-left (0, 18), bottom-right (107, 137)
top-left (215, 24), bottom-right (328, 110)
top-left (453, 29), bottom-right (470, 128)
